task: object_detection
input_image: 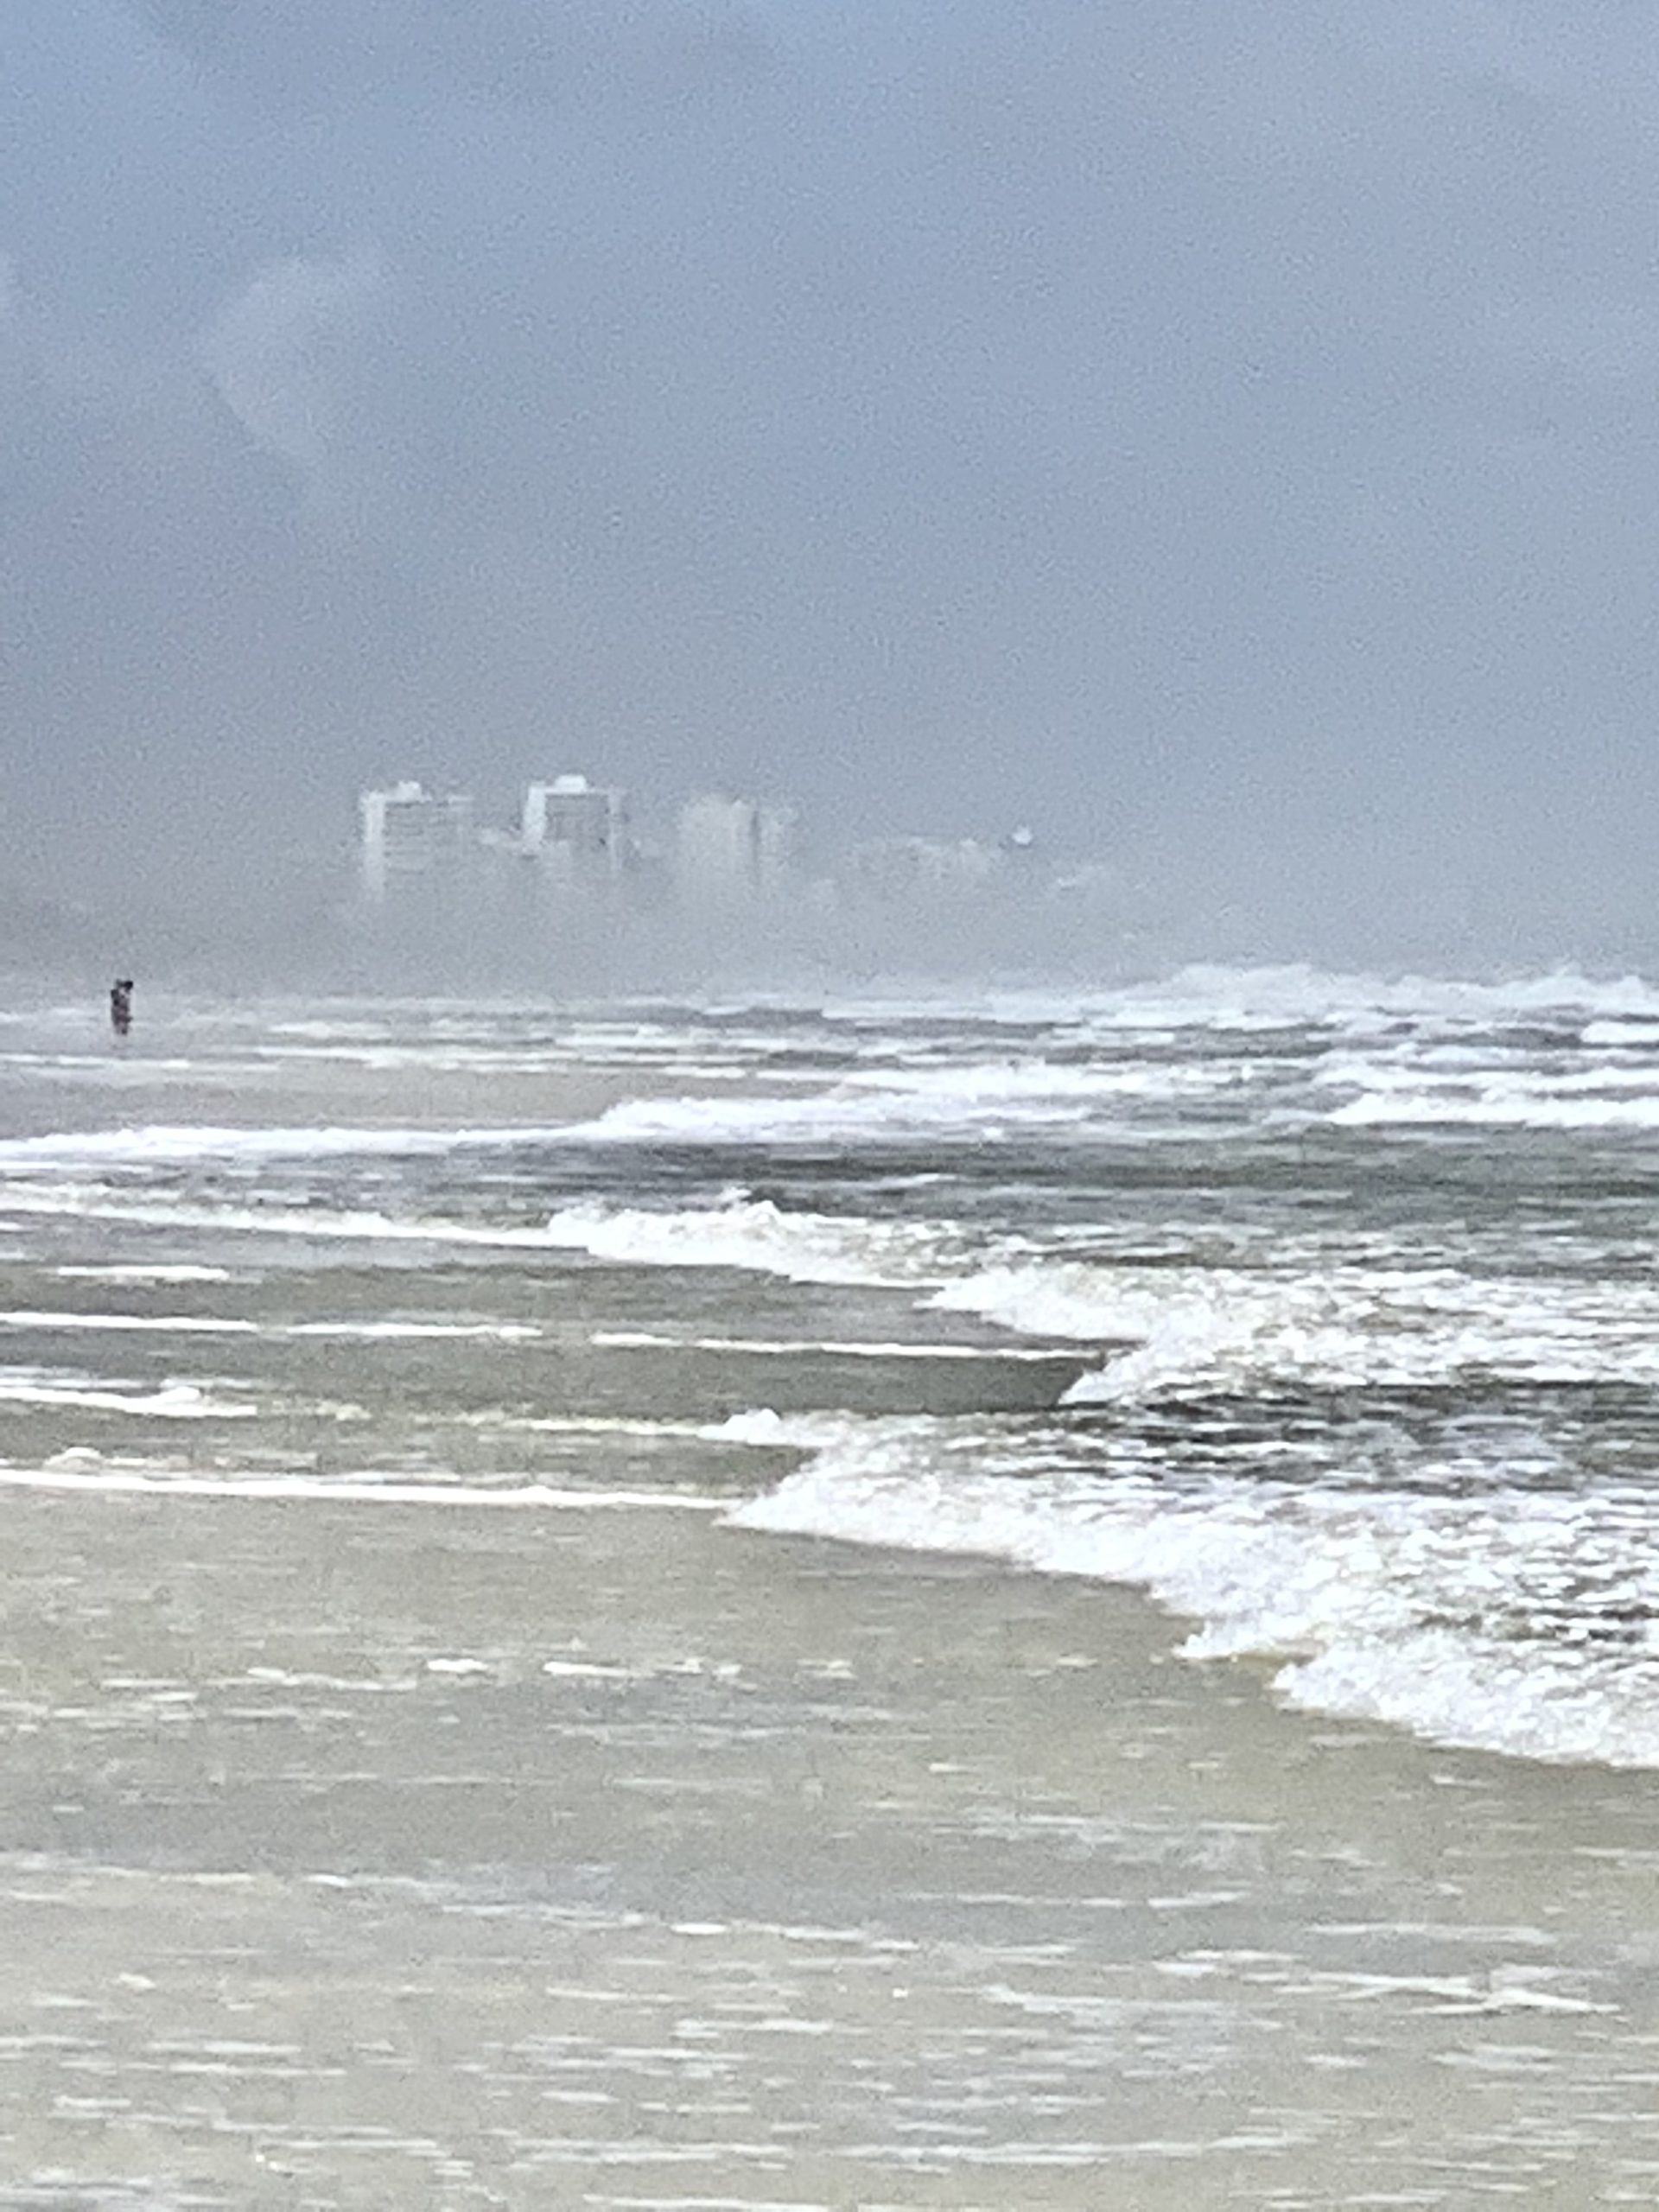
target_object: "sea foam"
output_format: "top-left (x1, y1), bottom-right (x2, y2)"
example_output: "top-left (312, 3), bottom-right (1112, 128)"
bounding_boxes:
top-left (726, 1412), bottom-right (1659, 1768)
top-left (541, 1197), bottom-right (957, 1286)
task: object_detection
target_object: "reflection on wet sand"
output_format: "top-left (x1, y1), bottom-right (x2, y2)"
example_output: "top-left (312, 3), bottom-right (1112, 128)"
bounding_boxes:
top-left (0, 1494), bottom-right (1655, 2208)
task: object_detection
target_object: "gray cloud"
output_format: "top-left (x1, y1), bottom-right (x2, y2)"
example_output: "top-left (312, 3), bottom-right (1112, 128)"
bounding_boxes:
top-left (3, 0), bottom-right (1659, 963)
top-left (127, 0), bottom-right (767, 115)
top-left (202, 249), bottom-right (385, 485)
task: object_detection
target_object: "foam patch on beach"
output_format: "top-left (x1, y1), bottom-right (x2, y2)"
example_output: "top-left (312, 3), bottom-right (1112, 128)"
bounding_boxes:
top-left (0, 1369), bottom-right (257, 1419)
top-left (0, 1310), bottom-right (258, 1336)
top-left (0, 1122), bottom-right (580, 1173)
top-left (56, 1264), bottom-right (237, 1285)
top-left (288, 1319), bottom-right (542, 1342)
top-left (725, 1412), bottom-right (1659, 1768)
top-left (592, 1329), bottom-right (1072, 1362)
top-left (0, 1463), bottom-right (724, 1509)
top-left (0, 1186), bottom-right (581, 1251)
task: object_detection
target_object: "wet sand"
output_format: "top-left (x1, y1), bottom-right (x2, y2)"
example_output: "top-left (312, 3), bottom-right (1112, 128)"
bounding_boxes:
top-left (0, 1490), bottom-right (1656, 2208)
top-left (0, 1063), bottom-right (709, 1143)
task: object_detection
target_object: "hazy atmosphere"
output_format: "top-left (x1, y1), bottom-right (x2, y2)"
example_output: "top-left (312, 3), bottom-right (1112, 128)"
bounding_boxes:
top-left (5, 0), bottom-right (1659, 970)
top-left (11, 16), bottom-right (1659, 2203)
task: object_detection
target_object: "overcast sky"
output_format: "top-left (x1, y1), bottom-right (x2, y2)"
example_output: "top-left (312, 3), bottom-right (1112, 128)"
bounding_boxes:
top-left (4, 0), bottom-right (1659, 959)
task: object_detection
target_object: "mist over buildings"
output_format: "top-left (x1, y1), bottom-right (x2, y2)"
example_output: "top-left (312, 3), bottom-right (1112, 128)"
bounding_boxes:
top-left (6, 1), bottom-right (1659, 984)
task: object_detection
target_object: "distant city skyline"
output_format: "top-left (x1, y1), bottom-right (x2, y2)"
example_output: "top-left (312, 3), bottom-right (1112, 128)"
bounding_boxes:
top-left (354, 772), bottom-right (1067, 926)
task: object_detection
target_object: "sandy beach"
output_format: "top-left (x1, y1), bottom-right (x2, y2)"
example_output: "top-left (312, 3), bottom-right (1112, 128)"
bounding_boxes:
top-left (1, 1487), bottom-right (1656, 2209)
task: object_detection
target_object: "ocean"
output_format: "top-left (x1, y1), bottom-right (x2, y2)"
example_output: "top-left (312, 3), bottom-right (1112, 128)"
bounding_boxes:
top-left (0, 965), bottom-right (1656, 2207)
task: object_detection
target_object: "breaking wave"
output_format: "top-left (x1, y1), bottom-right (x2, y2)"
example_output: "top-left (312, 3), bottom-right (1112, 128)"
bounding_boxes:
top-left (555, 1058), bottom-right (1230, 1146)
top-left (542, 1200), bottom-right (1659, 1399)
top-left (541, 1197), bottom-right (958, 1286)
top-left (723, 1412), bottom-right (1659, 1769)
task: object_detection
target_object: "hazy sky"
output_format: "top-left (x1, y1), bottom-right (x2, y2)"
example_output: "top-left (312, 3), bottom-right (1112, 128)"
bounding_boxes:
top-left (4, 0), bottom-right (1659, 957)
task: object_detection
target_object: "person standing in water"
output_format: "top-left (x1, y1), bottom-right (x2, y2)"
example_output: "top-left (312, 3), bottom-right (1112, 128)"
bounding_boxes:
top-left (109, 979), bottom-right (133, 1038)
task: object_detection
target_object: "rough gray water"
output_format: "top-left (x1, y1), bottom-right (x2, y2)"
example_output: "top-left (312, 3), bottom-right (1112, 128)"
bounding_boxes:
top-left (0, 969), bottom-right (1656, 2207)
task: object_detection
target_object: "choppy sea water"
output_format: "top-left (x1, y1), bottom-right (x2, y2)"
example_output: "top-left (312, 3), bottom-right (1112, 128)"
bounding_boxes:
top-left (6, 966), bottom-right (1659, 1768)
top-left (3, 965), bottom-right (1659, 2205)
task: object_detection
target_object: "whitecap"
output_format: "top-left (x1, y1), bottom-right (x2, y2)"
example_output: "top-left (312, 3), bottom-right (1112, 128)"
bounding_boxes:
top-left (542, 1196), bottom-right (955, 1286)
top-left (726, 1413), bottom-right (1659, 1768)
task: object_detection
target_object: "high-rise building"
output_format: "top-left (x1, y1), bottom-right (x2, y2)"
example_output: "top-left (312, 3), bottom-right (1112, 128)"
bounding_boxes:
top-left (359, 783), bottom-right (476, 901)
top-left (520, 776), bottom-right (630, 887)
top-left (675, 794), bottom-right (798, 906)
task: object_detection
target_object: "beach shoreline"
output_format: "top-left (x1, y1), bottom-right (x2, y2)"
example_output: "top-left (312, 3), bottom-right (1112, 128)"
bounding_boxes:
top-left (3, 975), bottom-right (1659, 2205)
top-left (0, 1488), bottom-right (1655, 2207)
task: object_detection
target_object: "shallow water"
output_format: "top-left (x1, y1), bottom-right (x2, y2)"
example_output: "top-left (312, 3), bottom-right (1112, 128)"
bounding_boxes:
top-left (2, 1499), bottom-right (1657, 2206)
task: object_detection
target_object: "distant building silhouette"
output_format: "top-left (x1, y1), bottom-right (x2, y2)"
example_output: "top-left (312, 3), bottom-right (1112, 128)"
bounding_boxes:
top-left (675, 794), bottom-right (798, 907)
top-left (520, 775), bottom-right (630, 891)
top-left (359, 783), bottom-right (476, 902)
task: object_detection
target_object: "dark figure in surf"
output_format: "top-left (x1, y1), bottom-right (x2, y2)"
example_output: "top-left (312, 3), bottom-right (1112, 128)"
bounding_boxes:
top-left (109, 979), bottom-right (133, 1039)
